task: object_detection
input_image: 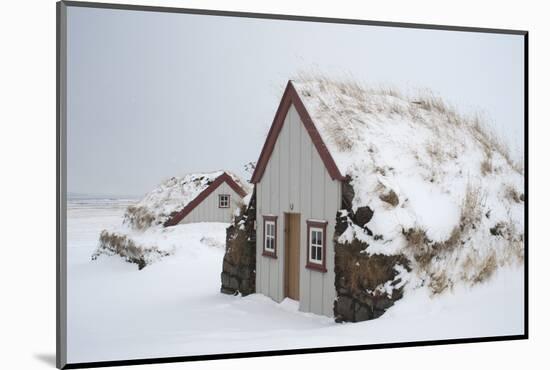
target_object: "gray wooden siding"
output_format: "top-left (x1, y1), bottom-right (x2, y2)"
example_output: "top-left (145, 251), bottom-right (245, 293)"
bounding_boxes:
top-left (178, 182), bottom-right (244, 224)
top-left (256, 104), bottom-right (341, 317)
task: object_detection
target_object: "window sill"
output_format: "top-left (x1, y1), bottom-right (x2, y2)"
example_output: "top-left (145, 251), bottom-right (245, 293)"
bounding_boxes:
top-left (306, 262), bottom-right (327, 273)
top-left (262, 251), bottom-right (277, 259)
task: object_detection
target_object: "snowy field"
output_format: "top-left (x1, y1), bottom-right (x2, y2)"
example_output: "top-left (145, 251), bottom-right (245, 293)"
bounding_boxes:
top-left (67, 199), bottom-right (525, 364)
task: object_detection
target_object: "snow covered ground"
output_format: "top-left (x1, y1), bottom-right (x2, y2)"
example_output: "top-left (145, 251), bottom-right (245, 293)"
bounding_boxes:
top-left (67, 199), bottom-right (524, 364)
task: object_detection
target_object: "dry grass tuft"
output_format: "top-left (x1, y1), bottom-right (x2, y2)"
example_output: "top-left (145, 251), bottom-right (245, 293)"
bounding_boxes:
top-left (379, 190), bottom-right (399, 207)
top-left (402, 227), bottom-right (433, 270)
top-left (411, 95), bottom-right (454, 117)
top-left (470, 116), bottom-right (523, 175)
top-left (504, 184), bottom-right (524, 203)
top-left (426, 140), bottom-right (445, 164)
top-left (93, 230), bottom-right (169, 269)
top-left (480, 153), bottom-right (493, 176)
top-left (124, 205), bottom-right (156, 230)
top-left (460, 184), bottom-right (485, 230)
top-left (429, 271), bottom-right (451, 294)
top-left (403, 184), bottom-right (489, 293)
top-left (323, 117), bottom-right (356, 151)
top-left (473, 252), bottom-right (498, 283)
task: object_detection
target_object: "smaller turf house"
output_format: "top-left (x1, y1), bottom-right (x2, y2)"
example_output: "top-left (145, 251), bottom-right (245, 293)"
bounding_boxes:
top-left (221, 77), bottom-right (524, 323)
top-left (95, 171), bottom-right (250, 269)
top-left (163, 171), bottom-right (249, 226)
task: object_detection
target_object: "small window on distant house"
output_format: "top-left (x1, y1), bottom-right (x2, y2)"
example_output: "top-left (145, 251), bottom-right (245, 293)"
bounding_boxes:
top-left (306, 220), bottom-right (327, 272)
top-left (263, 216), bottom-right (277, 258)
top-left (218, 194), bottom-right (230, 208)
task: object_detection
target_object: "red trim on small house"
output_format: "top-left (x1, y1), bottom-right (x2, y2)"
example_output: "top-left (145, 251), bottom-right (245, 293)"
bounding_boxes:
top-left (218, 194), bottom-right (230, 208)
top-left (305, 220), bottom-right (328, 273)
top-left (164, 172), bottom-right (247, 226)
top-left (250, 81), bottom-right (345, 184)
top-left (262, 215), bottom-right (278, 258)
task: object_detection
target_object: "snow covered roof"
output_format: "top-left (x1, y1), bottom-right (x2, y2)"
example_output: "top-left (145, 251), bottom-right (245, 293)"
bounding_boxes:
top-left (251, 77), bottom-right (524, 269)
top-left (165, 171), bottom-right (249, 226)
top-left (124, 171), bottom-right (250, 229)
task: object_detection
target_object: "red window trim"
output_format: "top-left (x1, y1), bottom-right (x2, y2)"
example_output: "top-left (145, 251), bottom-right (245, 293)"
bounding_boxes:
top-left (262, 215), bottom-right (278, 258)
top-left (218, 194), bottom-right (230, 208)
top-left (306, 220), bottom-right (328, 273)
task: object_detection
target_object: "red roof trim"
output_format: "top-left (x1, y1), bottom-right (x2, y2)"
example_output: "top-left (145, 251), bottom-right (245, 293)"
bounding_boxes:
top-left (250, 81), bottom-right (345, 184)
top-left (164, 172), bottom-right (247, 227)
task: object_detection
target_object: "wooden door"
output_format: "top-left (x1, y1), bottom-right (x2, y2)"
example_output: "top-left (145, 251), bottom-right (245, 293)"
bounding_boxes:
top-left (284, 213), bottom-right (301, 300)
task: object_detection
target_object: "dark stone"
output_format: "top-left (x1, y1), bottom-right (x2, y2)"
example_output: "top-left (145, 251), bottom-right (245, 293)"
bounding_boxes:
top-left (223, 260), bottom-right (236, 275)
top-left (342, 176), bottom-right (355, 210)
top-left (220, 286), bottom-right (237, 295)
top-left (358, 294), bottom-right (374, 308)
top-left (364, 225), bottom-right (373, 236)
top-left (490, 223), bottom-right (504, 237)
top-left (335, 296), bottom-right (355, 322)
top-left (221, 272), bottom-right (231, 287)
top-left (240, 279), bottom-right (250, 294)
top-left (372, 308), bottom-right (386, 319)
top-left (354, 303), bottom-right (372, 322)
top-left (229, 276), bottom-right (240, 289)
top-left (354, 206), bottom-right (374, 227)
top-left (220, 188), bottom-right (257, 296)
top-left (335, 210), bottom-right (350, 235)
top-left (333, 201), bottom-right (410, 323)
top-left (373, 296), bottom-right (394, 311)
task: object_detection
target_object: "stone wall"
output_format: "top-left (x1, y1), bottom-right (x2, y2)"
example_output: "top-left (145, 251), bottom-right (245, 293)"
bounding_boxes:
top-left (220, 188), bottom-right (257, 296)
top-left (333, 177), bottom-right (410, 322)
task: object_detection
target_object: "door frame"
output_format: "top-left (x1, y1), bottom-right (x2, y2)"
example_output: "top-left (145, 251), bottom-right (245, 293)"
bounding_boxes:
top-left (284, 212), bottom-right (301, 300)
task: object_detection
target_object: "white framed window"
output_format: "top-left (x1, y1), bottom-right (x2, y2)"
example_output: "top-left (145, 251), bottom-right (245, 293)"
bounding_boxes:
top-left (265, 222), bottom-right (275, 251)
top-left (306, 220), bottom-right (327, 272)
top-left (309, 228), bottom-right (323, 263)
top-left (263, 216), bottom-right (277, 258)
top-left (218, 194), bottom-right (230, 208)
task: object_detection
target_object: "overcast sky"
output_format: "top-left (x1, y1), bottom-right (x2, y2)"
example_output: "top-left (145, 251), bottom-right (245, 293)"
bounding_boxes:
top-left (67, 6), bottom-right (524, 198)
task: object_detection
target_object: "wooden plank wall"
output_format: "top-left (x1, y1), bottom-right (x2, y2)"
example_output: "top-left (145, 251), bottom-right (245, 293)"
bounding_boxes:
top-left (180, 182), bottom-right (244, 224)
top-left (256, 104), bottom-right (341, 317)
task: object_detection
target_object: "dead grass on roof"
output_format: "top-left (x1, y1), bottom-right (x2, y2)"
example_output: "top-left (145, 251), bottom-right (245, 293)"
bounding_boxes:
top-left (293, 72), bottom-right (523, 174)
top-left (402, 184), bottom-right (510, 294)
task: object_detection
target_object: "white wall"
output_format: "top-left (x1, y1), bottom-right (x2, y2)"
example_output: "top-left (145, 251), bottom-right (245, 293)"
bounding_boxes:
top-left (256, 104), bottom-right (341, 317)
top-left (179, 182), bottom-right (244, 224)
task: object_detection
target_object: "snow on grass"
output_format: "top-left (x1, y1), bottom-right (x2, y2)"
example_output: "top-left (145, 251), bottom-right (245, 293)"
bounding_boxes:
top-left (293, 75), bottom-right (524, 291)
top-left (67, 201), bottom-right (524, 363)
